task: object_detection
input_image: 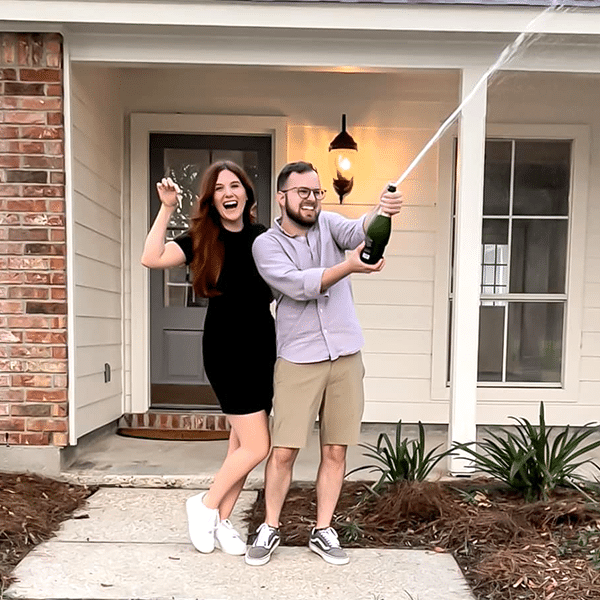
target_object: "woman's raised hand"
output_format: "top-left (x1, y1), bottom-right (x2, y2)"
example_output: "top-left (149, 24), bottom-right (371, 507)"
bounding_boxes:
top-left (156, 177), bottom-right (182, 208)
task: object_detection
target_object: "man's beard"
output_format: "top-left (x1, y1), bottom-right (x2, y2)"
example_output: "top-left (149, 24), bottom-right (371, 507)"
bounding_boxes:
top-left (285, 199), bottom-right (320, 228)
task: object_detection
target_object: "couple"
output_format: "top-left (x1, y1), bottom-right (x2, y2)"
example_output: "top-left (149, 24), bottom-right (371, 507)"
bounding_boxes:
top-left (142, 159), bottom-right (403, 566)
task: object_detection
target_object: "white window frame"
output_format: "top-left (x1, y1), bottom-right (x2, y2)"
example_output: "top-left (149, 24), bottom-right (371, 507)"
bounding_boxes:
top-left (431, 123), bottom-right (590, 405)
top-left (129, 113), bottom-right (287, 414)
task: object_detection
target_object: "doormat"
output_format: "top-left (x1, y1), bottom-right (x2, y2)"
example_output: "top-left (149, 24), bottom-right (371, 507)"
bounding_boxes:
top-left (116, 428), bottom-right (230, 441)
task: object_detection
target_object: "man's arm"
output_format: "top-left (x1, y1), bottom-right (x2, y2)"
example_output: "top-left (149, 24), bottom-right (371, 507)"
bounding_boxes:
top-left (326, 184), bottom-right (405, 251)
top-left (319, 243), bottom-right (384, 293)
top-left (252, 236), bottom-right (384, 300)
top-left (252, 235), bottom-right (326, 301)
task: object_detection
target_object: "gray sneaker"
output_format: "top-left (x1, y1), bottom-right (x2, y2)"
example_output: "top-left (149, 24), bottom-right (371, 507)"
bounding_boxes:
top-left (308, 527), bottom-right (349, 565)
top-left (244, 523), bottom-right (281, 566)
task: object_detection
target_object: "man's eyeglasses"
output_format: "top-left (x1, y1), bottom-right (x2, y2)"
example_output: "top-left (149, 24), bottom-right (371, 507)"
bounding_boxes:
top-left (281, 187), bottom-right (326, 201)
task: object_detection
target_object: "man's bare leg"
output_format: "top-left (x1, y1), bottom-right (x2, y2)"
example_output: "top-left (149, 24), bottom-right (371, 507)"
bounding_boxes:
top-left (264, 446), bottom-right (299, 527)
top-left (315, 444), bottom-right (347, 529)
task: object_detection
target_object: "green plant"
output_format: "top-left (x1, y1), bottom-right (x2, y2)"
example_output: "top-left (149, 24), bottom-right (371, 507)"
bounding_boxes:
top-left (558, 527), bottom-right (600, 568)
top-left (336, 517), bottom-right (365, 543)
top-left (346, 421), bottom-right (453, 489)
top-left (452, 402), bottom-right (600, 501)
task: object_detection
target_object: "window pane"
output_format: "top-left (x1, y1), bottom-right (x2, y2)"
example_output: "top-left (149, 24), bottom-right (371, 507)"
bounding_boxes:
top-left (478, 304), bottom-right (505, 381)
top-left (481, 220), bottom-right (509, 294)
top-left (483, 141), bottom-right (511, 215)
top-left (446, 299), bottom-right (452, 384)
top-left (506, 302), bottom-right (563, 382)
top-left (510, 220), bottom-right (568, 294)
top-left (513, 141), bottom-right (571, 216)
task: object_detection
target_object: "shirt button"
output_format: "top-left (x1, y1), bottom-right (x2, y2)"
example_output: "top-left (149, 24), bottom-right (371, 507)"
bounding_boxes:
top-left (323, 329), bottom-right (328, 333)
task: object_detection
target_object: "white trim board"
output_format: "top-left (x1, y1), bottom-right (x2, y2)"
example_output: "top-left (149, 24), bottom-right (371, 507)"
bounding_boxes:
top-left (63, 38), bottom-right (76, 444)
top-left (61, 30), bottom-right (600, 75)
top-left (129, 113), bottom-right (287, 413)
top-left (2, 1), bottom-right (600, 35)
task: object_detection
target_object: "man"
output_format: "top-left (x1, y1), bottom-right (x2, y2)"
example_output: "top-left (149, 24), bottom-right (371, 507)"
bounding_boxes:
top-left (245, 161), bottom-right (403, 566)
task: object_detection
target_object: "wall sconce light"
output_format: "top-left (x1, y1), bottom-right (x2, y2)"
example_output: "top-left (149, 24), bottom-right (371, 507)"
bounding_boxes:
top-left (328, 114), bottom-right (358, 203)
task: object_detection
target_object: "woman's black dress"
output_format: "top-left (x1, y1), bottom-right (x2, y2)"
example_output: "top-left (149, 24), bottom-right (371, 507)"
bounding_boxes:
top-left (174, 224), bottom-right (275, 415)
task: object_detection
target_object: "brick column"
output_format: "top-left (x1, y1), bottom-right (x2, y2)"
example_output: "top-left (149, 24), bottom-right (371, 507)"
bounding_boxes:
top-left (0, 33), bottom-right (68, 447)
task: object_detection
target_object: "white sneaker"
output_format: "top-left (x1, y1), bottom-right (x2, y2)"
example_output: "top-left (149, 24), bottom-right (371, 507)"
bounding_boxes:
top-left (215, 519), bottom-right (246, 555)
top-left (185, 492), bottom-right (219, 553)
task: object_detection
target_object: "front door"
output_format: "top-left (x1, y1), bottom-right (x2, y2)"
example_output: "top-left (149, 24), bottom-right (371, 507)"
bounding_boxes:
top-left (149, 133), bottom-right (272, 408)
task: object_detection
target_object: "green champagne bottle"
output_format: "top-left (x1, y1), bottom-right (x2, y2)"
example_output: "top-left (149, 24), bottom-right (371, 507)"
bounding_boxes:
top-left (360, 184), bottom-right (394, 264)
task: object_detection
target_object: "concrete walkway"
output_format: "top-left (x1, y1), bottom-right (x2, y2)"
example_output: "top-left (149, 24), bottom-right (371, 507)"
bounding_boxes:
top-left (6, 487), bottom-right (475, 600)
top-left (5, 425), bottom-right (477, 600)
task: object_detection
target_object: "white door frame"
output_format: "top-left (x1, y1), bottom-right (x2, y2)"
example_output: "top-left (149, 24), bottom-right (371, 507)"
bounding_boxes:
top-left (129, 113), bottom-right (287, 413)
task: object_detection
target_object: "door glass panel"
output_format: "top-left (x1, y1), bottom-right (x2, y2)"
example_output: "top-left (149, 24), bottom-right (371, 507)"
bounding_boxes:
top-left (509, 219), bottom-right (568, 294)
top-left (513, 141), bottom-right (570, 216)
top-left (163, 149), bottom-right (209, 230)
top-left (506, 302), bottom-right (564, 382)
top-left (166, 284), bottom-right (186, 308)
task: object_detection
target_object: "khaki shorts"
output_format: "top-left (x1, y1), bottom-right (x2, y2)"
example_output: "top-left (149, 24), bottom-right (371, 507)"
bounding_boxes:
top-left (271, 352), bottom-right (365, 448)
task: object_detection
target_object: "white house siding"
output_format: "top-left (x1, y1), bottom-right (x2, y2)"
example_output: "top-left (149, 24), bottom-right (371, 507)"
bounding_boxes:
top-left (481, 71), bottom-right (600, 425)
top-left (71, 65), bottom-right (124, 438)
top-left (121, 66), bottom-right (458, 423)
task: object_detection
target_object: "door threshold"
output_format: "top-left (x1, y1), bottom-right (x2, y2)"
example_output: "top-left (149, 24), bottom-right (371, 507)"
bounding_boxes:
top-left (119, 410), bottom-right (229, 432)
top-left (150, 404), bottom-right (221, 411)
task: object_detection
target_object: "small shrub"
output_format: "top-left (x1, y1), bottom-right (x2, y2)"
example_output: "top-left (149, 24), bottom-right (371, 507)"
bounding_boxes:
top-left (336, 517), bottom-right (365, 543)
top-left (452, 402), bottom-right (600, 501)
top-left (346, 421), bottom-right (453, 489)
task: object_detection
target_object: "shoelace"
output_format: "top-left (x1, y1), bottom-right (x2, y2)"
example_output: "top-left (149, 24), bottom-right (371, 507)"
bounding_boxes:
top-left (220, 519), bottom-right (241, 539)
top-left (318, 527), bottom-right (341, 549)
top-left (254, 523), bottom-right (275, 546)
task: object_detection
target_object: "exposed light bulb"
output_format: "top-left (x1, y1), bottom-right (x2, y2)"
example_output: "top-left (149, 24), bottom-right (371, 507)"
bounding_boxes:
top-left (339, 157), bottom-right (352, 171)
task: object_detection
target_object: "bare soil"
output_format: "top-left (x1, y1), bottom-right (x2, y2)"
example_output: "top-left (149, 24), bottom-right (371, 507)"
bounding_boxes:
top-left (246, 478), bottom-right (600, 600)
top-left (0, 471), bottom-right (95, 593)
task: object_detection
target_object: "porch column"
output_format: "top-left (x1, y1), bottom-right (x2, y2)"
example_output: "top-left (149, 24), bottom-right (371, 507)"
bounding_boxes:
top-left (448, 67), bottom-right (487, 475)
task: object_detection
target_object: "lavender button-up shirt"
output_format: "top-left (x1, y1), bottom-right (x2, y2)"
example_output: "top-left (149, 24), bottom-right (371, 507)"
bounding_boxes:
top-left (252, 211), bottom-right (366, 363)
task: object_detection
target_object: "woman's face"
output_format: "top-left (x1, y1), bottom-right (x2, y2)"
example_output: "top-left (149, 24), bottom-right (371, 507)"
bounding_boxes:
top-left (213, 169), bottom-right (248, 230)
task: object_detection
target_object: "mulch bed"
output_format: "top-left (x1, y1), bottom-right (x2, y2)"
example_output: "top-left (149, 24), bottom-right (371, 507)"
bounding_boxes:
top-left (0, 472), bottom-right (95, 593)
top-left (245, 478), bottom-right (600, 600)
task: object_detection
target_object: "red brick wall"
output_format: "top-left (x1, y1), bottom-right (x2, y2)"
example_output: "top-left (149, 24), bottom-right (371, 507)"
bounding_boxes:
top-left (0, 33), bottom-right (68, 447)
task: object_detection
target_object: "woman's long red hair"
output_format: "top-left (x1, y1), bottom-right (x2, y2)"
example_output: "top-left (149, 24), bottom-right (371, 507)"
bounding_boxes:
top-left (189, 161), bottom-right (256, 297)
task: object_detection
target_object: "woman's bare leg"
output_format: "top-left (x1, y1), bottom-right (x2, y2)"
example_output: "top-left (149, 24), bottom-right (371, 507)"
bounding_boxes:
top-left (203, 410), bottom-right (270, 514)
top-left (215, 427), bottom-right (249, 520)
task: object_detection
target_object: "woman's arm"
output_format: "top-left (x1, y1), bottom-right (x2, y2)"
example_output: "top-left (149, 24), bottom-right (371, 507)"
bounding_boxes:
top-left (141, 178), bottom-right (187, 269)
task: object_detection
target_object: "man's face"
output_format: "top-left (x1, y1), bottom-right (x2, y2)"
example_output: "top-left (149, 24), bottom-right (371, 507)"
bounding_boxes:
top-left (277, 170), bottom-right (322, 228)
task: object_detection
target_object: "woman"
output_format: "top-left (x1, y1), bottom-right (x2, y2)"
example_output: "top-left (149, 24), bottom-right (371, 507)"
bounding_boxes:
top-left (141, 161), bottom-right (276, 556)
